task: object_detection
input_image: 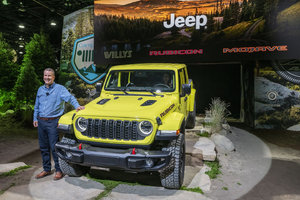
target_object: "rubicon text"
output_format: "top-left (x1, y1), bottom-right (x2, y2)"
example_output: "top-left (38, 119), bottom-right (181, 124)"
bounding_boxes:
top-left (149, 49), bottom-right (203, 56)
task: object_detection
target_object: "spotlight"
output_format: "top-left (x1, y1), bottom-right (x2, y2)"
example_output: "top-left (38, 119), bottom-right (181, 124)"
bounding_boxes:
top-left (18, 24), bottom-right (25, 29)
top-left (2, 0), bottom-right (9, 5)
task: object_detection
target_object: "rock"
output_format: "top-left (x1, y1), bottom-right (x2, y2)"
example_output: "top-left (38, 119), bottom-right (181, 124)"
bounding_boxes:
top-left (255, 77), bottom-right (300, 107)
top-left (104, 184), bottom-right (211, 200)
top-left (200, 127), bottom-right (211, 134)
top-left (191, 148), bottom-right (203, 158)
top-left (194, 138), bottom-right (216, 161)
top-left (211, 134), bottom-right (235, 153)
top-left (0, 162), bottom-right (27, 174)
top-left (186, 125), bottom-right (202, 131)
top-left (183, 166), bottom-right (201, 186)
top-left (255, 102), bottom-right (275, 114)
top-left (287, 124), bottom-right (300, 131)
top-left (218, 129), bottom-right (228, 135)
top-left (222, 124), bottom-right (231, 132)
top-left (188, 165), bottom-right (212, 192)
top-left (190, 156), bottom-right (203, 167)
top-left (190, 148), bottom-right (203, 167)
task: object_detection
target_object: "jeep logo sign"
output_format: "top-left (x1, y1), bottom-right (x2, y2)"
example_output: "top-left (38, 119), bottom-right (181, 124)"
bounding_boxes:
top-left (163, 13), bottom-right (207, 30)
top-left (71, 34), bottom-right (105, 84)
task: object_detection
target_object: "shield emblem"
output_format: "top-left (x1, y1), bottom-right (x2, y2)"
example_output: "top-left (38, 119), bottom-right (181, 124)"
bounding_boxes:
top-left (71, 34), bottom-right (105, 84)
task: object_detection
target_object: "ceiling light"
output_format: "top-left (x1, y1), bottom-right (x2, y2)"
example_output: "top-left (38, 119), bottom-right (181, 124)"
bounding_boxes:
top-left (19, 37), bottom-right (23, 40)
top-left (19, 44), bottom-right (24, 48)
top-left (50, 22), bottom-right (56, 26)
top-left (19, 51), bottom-right (23, 54)
top-left (18, 24), bottom-right (25, 29)
top-left (2, 0), bottom-right (8, 5)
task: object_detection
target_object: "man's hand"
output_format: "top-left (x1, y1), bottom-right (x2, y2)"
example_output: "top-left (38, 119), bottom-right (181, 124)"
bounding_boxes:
top-left (33, 121), bottom-right (38, 127)
top-left (76, 106), bottom-right (85, 112)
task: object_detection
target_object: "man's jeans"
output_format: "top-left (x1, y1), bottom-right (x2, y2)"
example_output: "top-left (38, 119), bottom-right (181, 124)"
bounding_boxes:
top-left (38, 118), bottom-right (61, 172)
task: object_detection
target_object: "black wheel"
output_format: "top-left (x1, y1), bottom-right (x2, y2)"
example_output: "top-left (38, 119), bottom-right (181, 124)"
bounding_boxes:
top-left (58, 137), bottom-right (90, 177)
top-left (160, 133), bottom-right (185, 189)
top-left (186, 99), bottom-right (196, 129)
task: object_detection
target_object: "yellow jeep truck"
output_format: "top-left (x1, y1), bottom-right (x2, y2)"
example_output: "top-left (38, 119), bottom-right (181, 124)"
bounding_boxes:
top-left (55, 63), bottom-right (196, 189)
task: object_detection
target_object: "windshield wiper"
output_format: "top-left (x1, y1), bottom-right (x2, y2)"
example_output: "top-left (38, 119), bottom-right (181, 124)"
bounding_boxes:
top-left (117, 88), bottom-right (128, 94)
top-left (144, 89), bottom-right (164, 97)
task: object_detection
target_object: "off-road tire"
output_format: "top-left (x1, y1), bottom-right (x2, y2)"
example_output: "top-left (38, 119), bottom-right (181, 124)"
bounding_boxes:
top-left (160, 133), bottom-right (185, 189)
top-left (186, 100), bottom-right (196, 129)
top-left (58, 137), bottom-right (90, 177)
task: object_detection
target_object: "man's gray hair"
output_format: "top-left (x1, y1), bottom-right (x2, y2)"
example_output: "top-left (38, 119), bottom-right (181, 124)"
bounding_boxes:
top-left (44, 68), bottom-right (55, 76)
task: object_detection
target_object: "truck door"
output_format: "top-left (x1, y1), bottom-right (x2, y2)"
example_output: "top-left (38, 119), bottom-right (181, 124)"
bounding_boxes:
top-left (178, 69), bottom-right (188, 118)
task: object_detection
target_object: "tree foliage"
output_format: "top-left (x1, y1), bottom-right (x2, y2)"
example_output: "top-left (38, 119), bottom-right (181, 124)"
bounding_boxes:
top-left (95, 15), bottom-right (164, 43)
top-left (61, 7), bottom-right (93, 72)
top-left (14, 32), bottom-right (56, 104)
top-left (23, 33), bottom-right (57, 80)
top-left (67, 73), bottom-right (95, 98)
top-left (14, 58), bottom-right (40, 103)
top-left (0, 33), bottom-right (19, 90)
top-left (61, 29), bottom-right (76, 65)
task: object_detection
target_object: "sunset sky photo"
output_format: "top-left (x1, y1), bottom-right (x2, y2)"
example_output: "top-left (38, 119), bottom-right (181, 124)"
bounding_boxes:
top-left (94, 0), bottom-right (242, 21)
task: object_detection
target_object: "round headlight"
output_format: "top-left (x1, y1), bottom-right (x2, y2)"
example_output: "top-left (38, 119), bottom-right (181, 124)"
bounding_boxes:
top-left (76, 117), bottom-right (87, 132)
top-left (139, 121), bottom-right (153, 135)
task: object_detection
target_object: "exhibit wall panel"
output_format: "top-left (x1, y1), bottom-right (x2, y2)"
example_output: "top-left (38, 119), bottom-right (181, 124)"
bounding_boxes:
top-left (254, 60), bottom-right (300, 130)
top-left (60, 5), bottom-right (94, 72)
top-left (94, 0), bottom-right (300, 65)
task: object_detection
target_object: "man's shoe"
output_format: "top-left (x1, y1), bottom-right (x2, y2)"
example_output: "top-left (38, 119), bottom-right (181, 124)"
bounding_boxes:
top-left (35, 171), bottom-right (51, 179)
top-left (53, 171), bottom-right (64, 181)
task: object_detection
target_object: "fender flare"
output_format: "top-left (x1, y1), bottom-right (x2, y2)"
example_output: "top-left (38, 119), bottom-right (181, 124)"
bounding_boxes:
top-left (159, 112), bottom-right (185, 131)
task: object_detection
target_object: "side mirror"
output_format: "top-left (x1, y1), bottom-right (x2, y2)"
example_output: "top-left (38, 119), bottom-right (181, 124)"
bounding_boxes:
top-left (182, 84), bottom-right (191, 96)
top-left (96, 83), bottom-right (103, 96)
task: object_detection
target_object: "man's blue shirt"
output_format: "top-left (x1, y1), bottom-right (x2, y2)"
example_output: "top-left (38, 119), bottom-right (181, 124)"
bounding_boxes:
top-left (33, 82), bottom-right (80, 121)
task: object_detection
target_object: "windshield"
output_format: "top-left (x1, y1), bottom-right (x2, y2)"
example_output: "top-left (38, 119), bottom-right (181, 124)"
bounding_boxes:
top-left (105, 70), bottom-right (175, 92)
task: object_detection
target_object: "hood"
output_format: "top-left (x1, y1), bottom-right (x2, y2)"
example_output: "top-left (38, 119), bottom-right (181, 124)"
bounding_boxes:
top-left (76, 93), bottom-right (178, 120)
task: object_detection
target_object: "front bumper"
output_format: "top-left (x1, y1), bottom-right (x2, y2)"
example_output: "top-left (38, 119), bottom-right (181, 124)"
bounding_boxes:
top-left (55, 142), bottom-right (171, 171)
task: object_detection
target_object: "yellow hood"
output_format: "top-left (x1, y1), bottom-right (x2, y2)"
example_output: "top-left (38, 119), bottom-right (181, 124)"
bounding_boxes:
top-left (76, 92), bottom-right (178, 121)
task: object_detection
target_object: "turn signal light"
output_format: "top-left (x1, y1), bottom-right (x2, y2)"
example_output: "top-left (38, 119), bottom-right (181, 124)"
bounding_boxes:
top-left (176, 129), bottom-right (180, 135)
top-left (79, 143), bottom-right (82, 150)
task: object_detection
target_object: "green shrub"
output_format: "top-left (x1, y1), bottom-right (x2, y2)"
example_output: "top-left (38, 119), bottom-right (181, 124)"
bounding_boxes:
top-left (209, 98), bottom-right (230, 133)
top-left (0, 33), bottom-right (19, 91)
top-left (204, 160), bottom-right (222, 179)
top-left (0, 89), bottom-right (16, 112)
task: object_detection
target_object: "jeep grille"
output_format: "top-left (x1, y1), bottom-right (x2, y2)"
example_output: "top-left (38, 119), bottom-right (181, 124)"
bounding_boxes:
top-left (82, 119), bottom-right (145, 141)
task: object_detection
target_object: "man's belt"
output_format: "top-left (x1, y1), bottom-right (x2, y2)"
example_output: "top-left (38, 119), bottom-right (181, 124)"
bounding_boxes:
top-left (38, 116), bottom-right (60, 121)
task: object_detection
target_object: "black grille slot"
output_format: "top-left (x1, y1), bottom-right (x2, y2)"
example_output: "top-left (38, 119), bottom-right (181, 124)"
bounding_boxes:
top-left (85, 119), bottom-right (144, 141)
top-left (141, 100), bottom-right (156, 106)
top-left (97, 99), bottom-right (111, 105)
top-left (87, 119), bottom-right (93, 137)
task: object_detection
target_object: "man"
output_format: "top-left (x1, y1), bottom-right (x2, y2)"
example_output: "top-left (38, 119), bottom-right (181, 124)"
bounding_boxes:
top-left (162, 73), bottom-right (172, 88)
top-left (33, 68), bottom-right (85, 180)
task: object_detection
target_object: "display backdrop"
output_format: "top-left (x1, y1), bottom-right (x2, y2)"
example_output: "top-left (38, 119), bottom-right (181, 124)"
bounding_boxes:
top-left (60, 6), bottom-right (94, 72)
top-left (94, 0), bottom-right (300, 65)
top-left (255, 60), bottom-right (300, 130)
top-left (60, 6), bottom-right (107, 85)
top-left (58, 1), bottom-right (300, 129)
